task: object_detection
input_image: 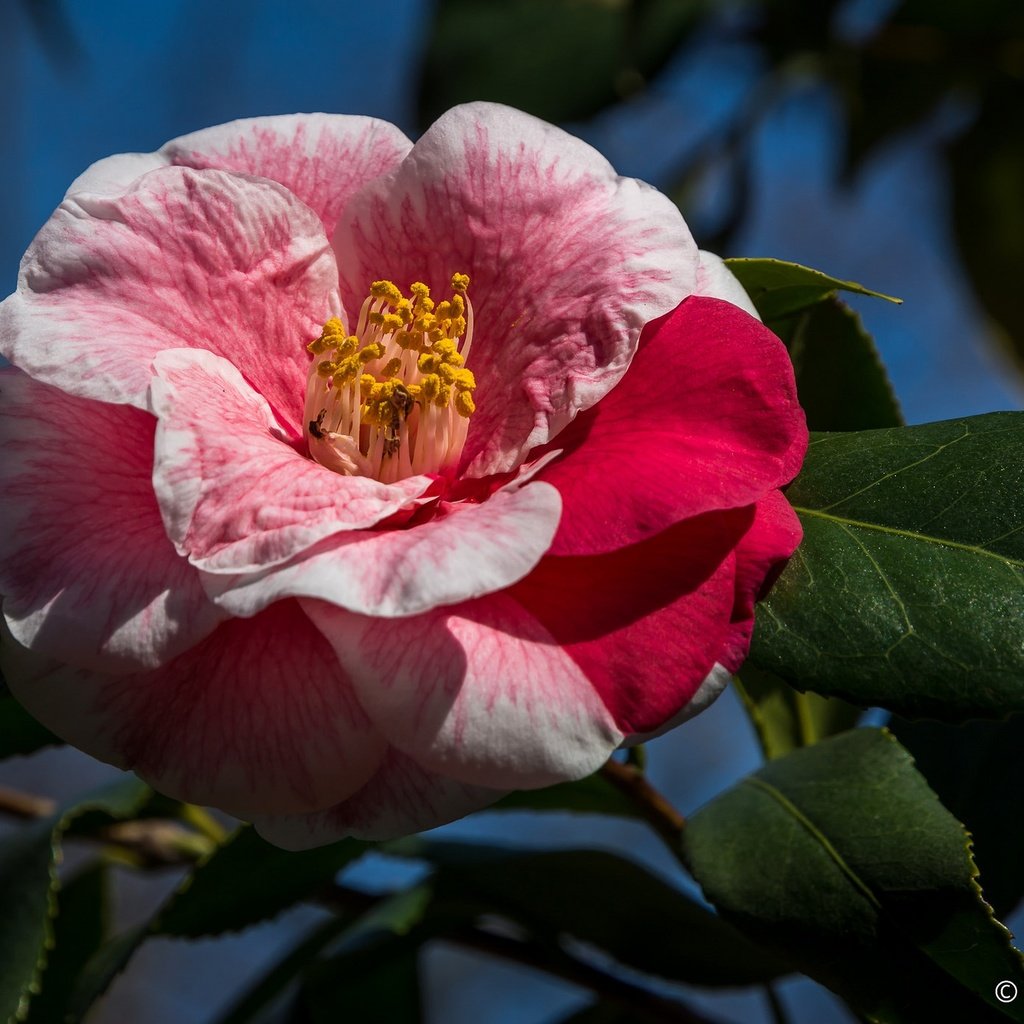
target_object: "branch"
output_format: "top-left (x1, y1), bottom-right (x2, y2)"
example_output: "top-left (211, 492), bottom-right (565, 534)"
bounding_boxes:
top-left (599, 760), bottom-right (687, 855)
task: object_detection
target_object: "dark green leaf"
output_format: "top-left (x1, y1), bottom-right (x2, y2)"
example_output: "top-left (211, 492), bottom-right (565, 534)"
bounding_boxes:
top-left (777, 297), bottom-right (903, 431)
top-left (751, 413), bottom-right (1024, 719)
top-left (0, 777), bottom-right (151, 1024)
top-left (24, 865), bottom-right (107, 1024)
top-left (684, 729), bottom-right (1024, 1024)
top-left (951, 81), bottom-right (1024, 376)
top-left (733, 664), bottom-right (861, 760)
top-left (725, 257), bottom-right (900, 321)
top-left (388, 839), bottom-right (789, 987)
top-left (156, 825), bottom-right (367, 938)
top-left (417, 0), bottom-right (705, 128)
top-left (491, 771), bottom-right (643, 820)
top-left (0, 698), bottom-right (61, 759)
top-left (892, 714), bottom-right (1024, 919)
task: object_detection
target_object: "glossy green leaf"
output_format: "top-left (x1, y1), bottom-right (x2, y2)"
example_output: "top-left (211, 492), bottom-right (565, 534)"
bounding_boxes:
top-left (0, 776), bottom-right (151, 1024)
top-left (491, 771), bottom-right (642, 820)
top-left (417, 0), bottom-right (706, 128)
top-left (0, 698), bottom-right (61, 759)
top-left (892, 713), bottom-right (1024, 919)
top-left (733, 664), bottom-right (861, 760)
top-left (777, 296), bottom-right (903, 431)
top-left (388, 839), bottom-right (789, 987)
top-left (751, 413), bottom-right (1024, 719)
top-left (684, 729), bottom-right (1024, 1024)
top-left (951, 81), bottom-right (1024, 376)
top-left (725, 257), bottom-right (900, 321)
top-left (24, 865), bottom-right (107, 1024)
top-left (155, 825), bottom-right (367, 938)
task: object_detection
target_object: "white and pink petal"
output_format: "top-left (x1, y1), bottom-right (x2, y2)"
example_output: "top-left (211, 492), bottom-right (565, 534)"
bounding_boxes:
top-left (254, 749), bottom-right (506, 849)
top-left (163, 113), bottom-right (413, 238)
top-left (2, 600), bottom-right (386, 818)
top-left (0, 368), bottom-right (221, 673)
top-left (204, 479), bottom-right (562, 618)
top-left (303, 593), bottom-right (622, 791)
top-left (334, 101), bottom-right (699, 477)
top-left (0, 166), bottom-right (337, 419)
top-left (150, 348), bottom-right (432, 574)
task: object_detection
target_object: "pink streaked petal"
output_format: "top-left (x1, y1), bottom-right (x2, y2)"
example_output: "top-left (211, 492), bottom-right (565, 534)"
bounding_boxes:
top-left (206, 480), bottom-right (562, 618)
top-left (163, 113), bottom-right (413, 238)
top-left (0, 167), bottom-right (338, 422)
top-left (539, 296), bottom-right (808, 556)
top-left (718, 490), bottom-right (803, 674)
top-left (512, 509), bottom-right (753, 735)
top-left (334, 101), bottom-right (698, 477)
top-left (622, 662), bottom-right (733, 746)
top-left (66, 152), bottom-right (168, 197)
top-left (150, 348), bottom-right (431, 573)
top-left (254, 750), bottom-right (505, 848)
top-left (303, 594), bottom-right (622, 790)
top-left (695, 250), bottom-right (760, 319)
top-left (0, 368), bottom-right (221, 672)
top-left (2, 601), bottom-right (387, 817)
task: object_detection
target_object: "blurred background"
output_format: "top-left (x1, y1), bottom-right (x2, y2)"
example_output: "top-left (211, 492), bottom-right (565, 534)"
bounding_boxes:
top-left (1, 0), bottom-right (1021, 1021)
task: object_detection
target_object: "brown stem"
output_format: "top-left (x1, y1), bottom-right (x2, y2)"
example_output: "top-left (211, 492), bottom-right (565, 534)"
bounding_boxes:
top-left (600, 759), bottom-right (687, 855)
top-left (0, 783), bottom-right (56, 820)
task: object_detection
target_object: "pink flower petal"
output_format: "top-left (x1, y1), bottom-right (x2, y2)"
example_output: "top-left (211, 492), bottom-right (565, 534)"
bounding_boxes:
top-left (66, 152), bottom-right (168, 197)
top-left (511, 508), bottom-right (755, 735)
top-left (302, 593), bottom-right (623, 790)
top-left (2, 600), bottom-right (386, 817)
top-left (206, 480), bottom-right (562, 617)
top-left (623, 662), bottom-right (733, 745)
top-left (718, 490), bottom-right (804, 673)
top-left (0, 167), bottom-right (338, 420)
top-left (694, 250), bottom-right (760, 319)
top-left (163, 113), bottom-right (413, 238)
top-left (334, 101), bottom-right (698, 477)
top-left (254, 750), bottom-right (506, 848)
top-left (539, 296), bottom-right (808, 556)
top-left (0, 368), bottom-right (221, 672)
top-left (150, 348), bottom-right (432, 574)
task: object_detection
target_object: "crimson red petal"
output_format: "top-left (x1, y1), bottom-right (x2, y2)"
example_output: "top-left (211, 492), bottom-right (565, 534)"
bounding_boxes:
top-left (539, 296), bottom-right (807, 556)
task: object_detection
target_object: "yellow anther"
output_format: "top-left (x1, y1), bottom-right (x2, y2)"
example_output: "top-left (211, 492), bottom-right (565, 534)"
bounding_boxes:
top-left (360, 374), bottom-right (376, 397)
top-left (420, 373), bottom-right (442, 402)
top-left (434, 383), bottom-right (452, 408)
top-left (396, 299), bottom-right (413, 325)
top-left (414, 313), bottom-right (436, 333)
top-left (358, 343), bottom-right (384, 364)
top-left (370, 280), bottom-right (403, 306)
top-left (435, 300), bottom-right (452, 320)
top-left (452, 368), bottom-right (476, 390)
top-left (333, 355), bottom-right (362, 384)
top-left (316, 360), bottom-right (338, 379)
top-left (410, 282), bottom-right (431, 302)
top-left (420, 296), bottom-right (435, 313)
top-left (451, 272), bottom-right (470, 293)
top-left (307, 336), bottom-right (334, 355)
top-left (451, 316), bottom-right (467, 337)
top-left (438, 363), bottom-right (456, 384)
top-left (381, 313), bottom-right (404, 333)
top-left (450, 294), bottom-right (465, 316)
top-left (368, 311), bottom-right (385, 326)
top-left (405, 382), bottom-right (422, 399)
top-left (418, 352), bottom-right (440, 374)
top-left (455, 390), bottom-right (476, 416)
top-left (432, 339), bottom-right (462, 364)
top-left (382, 357), bottom-right (403, 378)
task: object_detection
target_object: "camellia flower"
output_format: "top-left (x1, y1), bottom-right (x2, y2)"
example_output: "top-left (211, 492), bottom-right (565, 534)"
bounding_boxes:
top-left (0, 104), bottom-right (806, 848)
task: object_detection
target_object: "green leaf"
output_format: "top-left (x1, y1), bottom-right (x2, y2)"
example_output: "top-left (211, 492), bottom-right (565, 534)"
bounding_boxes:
top-left (725, 257), bottom-right (901, 321)
top-left (0, 698), bottom-right (61, 759)
top-left (684, 729), bottom-right (1024, 1024)
top-left (951, 81), bottom-right (1024, 376)
top-left (490, 771), bottom-right (643, 820)
top-left (66, 825), bottom-right (367, 1023)
top-left (0, 776), bottom-right (151, 1024)
top-left (891, 713), bottom-right (1024, 919)
top-left (777, 297), bottom-right (904, 431)
top-left (388, 839), bottom-right (789, 987)
top-left (24, 865), bottom-right (107, 1024)
top-left (751, 413), bottom-right (1024, 719)
top-left (417, 0), bottom-right (706, 128)
top-left (155, 825), bottom-right (367, 938)
top-left (733, 664), bottom-right (861, 760)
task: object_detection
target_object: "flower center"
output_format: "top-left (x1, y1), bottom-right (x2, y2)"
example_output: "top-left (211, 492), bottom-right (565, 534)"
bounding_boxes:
top-left (304, 274), bottom-right (477, 483)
